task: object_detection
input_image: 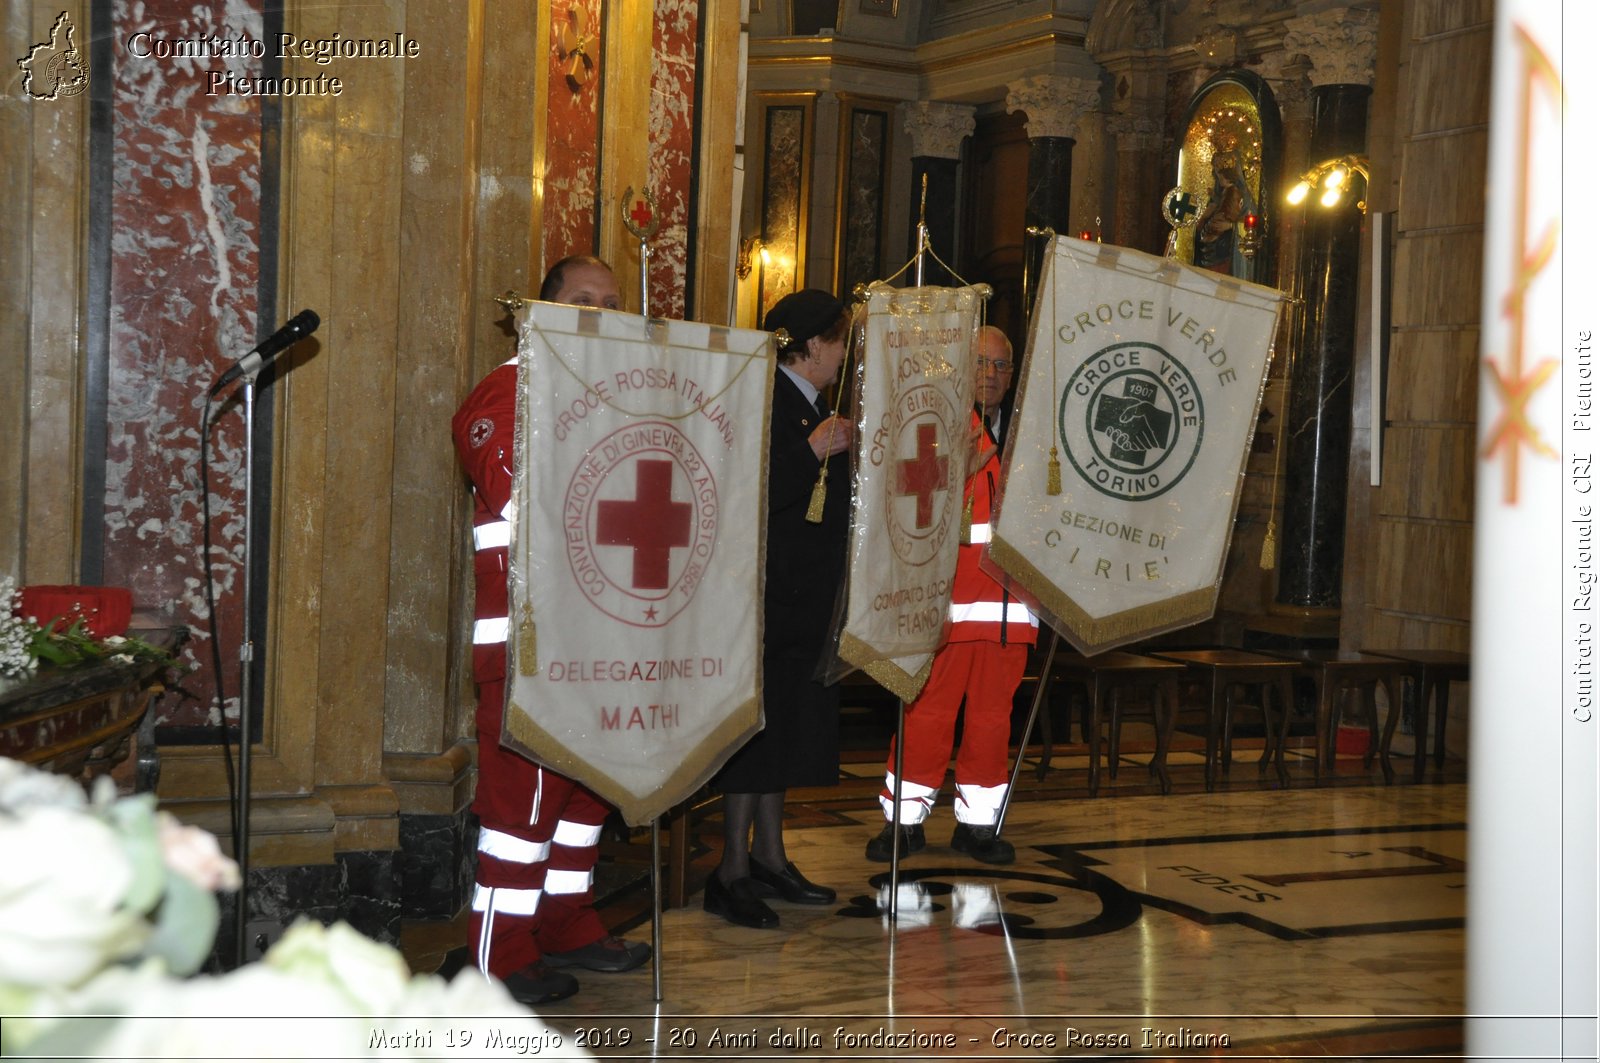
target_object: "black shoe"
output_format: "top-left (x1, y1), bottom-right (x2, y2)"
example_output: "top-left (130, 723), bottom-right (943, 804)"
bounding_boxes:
top-left (703, 872), bottom-right (779, 928)
top-left (500, 962), bottom-right (580, 1005)
top-left (749, 859), bottom-right (836, 904)
top-left (865, 821), bottom-right (926, 862)
top-left (950, 822), bottom-right (1015, 865)
top-left (545, 934), bottom-right (651, 973)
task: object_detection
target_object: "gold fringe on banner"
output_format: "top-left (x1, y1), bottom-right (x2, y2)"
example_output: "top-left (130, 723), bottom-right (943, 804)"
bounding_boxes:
top-left (839, 631), bottom-right (937, 702)
top-left (805, 468), bottom-right (829, 523)
top-left (960, 488), bottom-right (974, 544)
top-left (988, 536), bottom-right (1214, 653)
top-left (863, 656), bottom-right (935, 703)
top-left (1047, 446), bottom-right (1062, 495)
top-left (517, 603), bottom-right (538, 677)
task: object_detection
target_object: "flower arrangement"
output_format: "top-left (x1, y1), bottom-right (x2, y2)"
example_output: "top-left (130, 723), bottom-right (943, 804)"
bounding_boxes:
top-left (1, 576), bottom-right (187, 681)
top-left (0, 757), bottom-right (569, 1059)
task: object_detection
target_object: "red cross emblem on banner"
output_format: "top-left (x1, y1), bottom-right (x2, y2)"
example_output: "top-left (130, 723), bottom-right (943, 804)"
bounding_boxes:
top-left (896, 422), bottom-right (949, 530)
top-left (596, 460), bottom-right (692, 590)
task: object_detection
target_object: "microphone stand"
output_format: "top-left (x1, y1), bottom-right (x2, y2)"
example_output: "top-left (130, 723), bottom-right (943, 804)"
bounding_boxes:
top-left (232, 369), bottom-right (260, 968)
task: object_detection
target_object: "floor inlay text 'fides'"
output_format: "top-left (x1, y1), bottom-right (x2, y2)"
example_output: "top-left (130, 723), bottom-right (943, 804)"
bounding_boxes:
top-left (1038, 824), bottom-right (1467, 940)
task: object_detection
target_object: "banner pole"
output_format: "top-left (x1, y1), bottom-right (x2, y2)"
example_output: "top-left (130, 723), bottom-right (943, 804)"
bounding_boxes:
top-left (650, 817), bottom-right (663, 1002)
top-left (621, 187), bottom-right (661, 317)
top-left (995, 629), bottom-right (1059, 838)
top-left (913, 174), bottom-right (928, 288)
top-left (888, 699), bottom-right (906, 922)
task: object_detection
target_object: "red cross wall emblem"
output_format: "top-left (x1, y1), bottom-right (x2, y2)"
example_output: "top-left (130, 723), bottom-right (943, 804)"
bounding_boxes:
top-left (896, 422), bottom-right (949, 530)
top-left (596, 459), bottom-right (692, 589)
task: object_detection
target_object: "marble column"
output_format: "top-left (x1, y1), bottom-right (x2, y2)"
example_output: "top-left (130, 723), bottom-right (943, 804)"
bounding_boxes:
top-left (1274, 7), bottom-right (1377, 610)
top-left (1006, 75), bottom-right (1100, 318)
top-left (1106, 113), bottom-right (1163, 254)
top-left (899, 101), bottom-right (974, 288)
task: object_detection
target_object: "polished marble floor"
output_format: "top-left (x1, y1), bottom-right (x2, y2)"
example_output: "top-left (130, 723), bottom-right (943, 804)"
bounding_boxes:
top-left (408, 723), bottom-right (1469, 1060)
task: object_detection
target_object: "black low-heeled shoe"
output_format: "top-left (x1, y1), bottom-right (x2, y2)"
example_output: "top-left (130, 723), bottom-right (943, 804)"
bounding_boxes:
top-left (703, 871), bottom-right (779, 928)
top-left (749, 859), bottom-right (836, 905)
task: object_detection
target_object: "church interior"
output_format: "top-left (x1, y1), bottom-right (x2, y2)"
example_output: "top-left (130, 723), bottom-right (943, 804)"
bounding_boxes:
top-left (2, 0), bottom-right (1508, 1056)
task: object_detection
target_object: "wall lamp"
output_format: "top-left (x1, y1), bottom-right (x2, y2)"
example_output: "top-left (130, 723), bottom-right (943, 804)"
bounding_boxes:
top-left (736, 236), bottom-right (770, 280)
top-left (1286, 154), bottom-right (1370, 212)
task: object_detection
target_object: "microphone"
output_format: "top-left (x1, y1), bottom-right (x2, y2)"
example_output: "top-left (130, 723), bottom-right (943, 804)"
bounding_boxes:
top-left (211, 309), bottom-right (321, 396)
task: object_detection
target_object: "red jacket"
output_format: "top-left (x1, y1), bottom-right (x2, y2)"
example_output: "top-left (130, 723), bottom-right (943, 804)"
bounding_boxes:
top-left (946, 415), bottom-right (1038, 646)
top-left (452, 360), bottom-right (518, 683)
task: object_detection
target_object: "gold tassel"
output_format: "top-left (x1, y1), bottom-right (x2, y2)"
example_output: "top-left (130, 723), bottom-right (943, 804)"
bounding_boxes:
top-left (805, 468), bottom-right (828, 523)
top-left (1260, 520), bottom-right (1277, 570)
top-left (1046, 446), bottom-right (1062, 496)
top-left (960, 488), bottom-right (974, 544)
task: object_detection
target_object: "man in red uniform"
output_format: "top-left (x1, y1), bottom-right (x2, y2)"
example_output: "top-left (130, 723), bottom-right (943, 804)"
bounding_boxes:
top-left (866, 325), bottom-right (1039, 865)
top-left (452, 255), bottom-right (649, 1005)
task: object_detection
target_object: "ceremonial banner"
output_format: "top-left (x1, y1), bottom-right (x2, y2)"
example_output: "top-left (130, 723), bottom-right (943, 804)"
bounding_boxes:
top-left (837, 285), bottom-right (981, 700)
top-left (990, 237), bottom-right (1286, 654)
top-left (504, 303), bottom-right (772, 824)
top-left (1468, 2), bottom-right (1592, 1056)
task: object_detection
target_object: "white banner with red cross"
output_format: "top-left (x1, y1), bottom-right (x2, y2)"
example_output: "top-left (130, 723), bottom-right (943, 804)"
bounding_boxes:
top-left (1469, 2), bottom-right (1592, 1052)
top-left (503, 303), bottom-right (773, 824)
top-left (837, 284), bottom-right (981, 700)
top-left (989, 237), bottom-right (1286, 655)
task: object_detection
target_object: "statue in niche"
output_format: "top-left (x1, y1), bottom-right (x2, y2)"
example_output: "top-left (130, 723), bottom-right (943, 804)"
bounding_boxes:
top-left (1194, 145), bottom-right (1253, 275)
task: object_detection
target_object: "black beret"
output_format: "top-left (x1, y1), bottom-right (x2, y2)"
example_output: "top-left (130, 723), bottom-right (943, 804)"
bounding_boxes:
top-left (763, 288), bottom-right (845, 350)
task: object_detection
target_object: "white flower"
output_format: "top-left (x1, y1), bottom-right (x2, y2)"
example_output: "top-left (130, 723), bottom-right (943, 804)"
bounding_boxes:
top-left (28, 961), bottom-right (371, 1059)
top-left (263, 920), bottom-right (414, 1014)
top-left (0, 806), bottom-right (149, 988)
top-left (0, 756), bottom-right (553, 1060)
top-left (156, 812), bottom-right (242, 892)
top-left (0, 757), bottom-right (88, 813)
top-left (0, 576), bottom-right (38, 680)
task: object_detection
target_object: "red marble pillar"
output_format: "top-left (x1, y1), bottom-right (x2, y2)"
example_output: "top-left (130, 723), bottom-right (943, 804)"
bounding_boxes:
top-left (101, 0), bottom-right (270, 733)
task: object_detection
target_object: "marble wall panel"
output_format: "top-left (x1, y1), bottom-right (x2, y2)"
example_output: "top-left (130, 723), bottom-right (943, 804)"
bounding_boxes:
top-left (1362, 608), bottom-right (1470, 653)
top-left (4, 3), bottom-right (93, 583)
top-left (386, 1), bottom-right (481, 755)
top-left (1390, 231), bottom-right (1483, 330)
top-left (103, 0), bottom-right (268, 731)
top-left (1397, 133), bottom-right (1488, 234)
top-left (647, 0), bottom-right (697, 319)
top-left (1385, 329), bottom-right (1479, 424)
top-left (760, 104), bottom-right (805, 317)
top-left (1410, 0), bottom-right (1493, 45)
top-left (1404, 31), bottom-right (1492, 138)
top-left (839, 106), bottom-right (887, 297)
top-left (542, 0), bottom-right (603, 264)
top-left (1372, 517), bottom-right (1473, 622)
top-left (1376, 426), bottom-right (1477, 524)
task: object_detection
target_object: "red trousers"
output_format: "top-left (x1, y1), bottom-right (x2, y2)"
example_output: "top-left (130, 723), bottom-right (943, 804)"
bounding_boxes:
top-left (469, 680), bottom-right (609, 977)
top-left (880, 641), bottom-right (1027, 827)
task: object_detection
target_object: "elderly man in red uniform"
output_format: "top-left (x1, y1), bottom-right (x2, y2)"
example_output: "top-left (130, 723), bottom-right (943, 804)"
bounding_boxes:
top-left (866, 325), bottom-right (1039, 866)
top-left (452, 255), bottom-right (649, 1005)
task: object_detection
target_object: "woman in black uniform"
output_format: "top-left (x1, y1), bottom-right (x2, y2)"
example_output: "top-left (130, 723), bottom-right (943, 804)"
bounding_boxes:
top-left (705, 289), bottom-right (855, 928)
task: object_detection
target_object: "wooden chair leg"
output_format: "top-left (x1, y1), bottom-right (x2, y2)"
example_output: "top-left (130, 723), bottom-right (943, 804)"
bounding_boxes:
top-left (1152, 678), bottom-right (1178, 795)
top-left (1271, 677), bottom-right (1293, 786)
top-left (1107, 686), bottom-right (1123, 781)
top-left (1432, 675), bottom-right (1451, 768)
top-left (1205, 677), bottom-right (1224, 791)
top-left (1408, 670), bottom-right (1430, 781)
top-left (1374, 675), bottom-right (1402, 784)
top-left (1086, 678), bottom-right (1105, 797)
